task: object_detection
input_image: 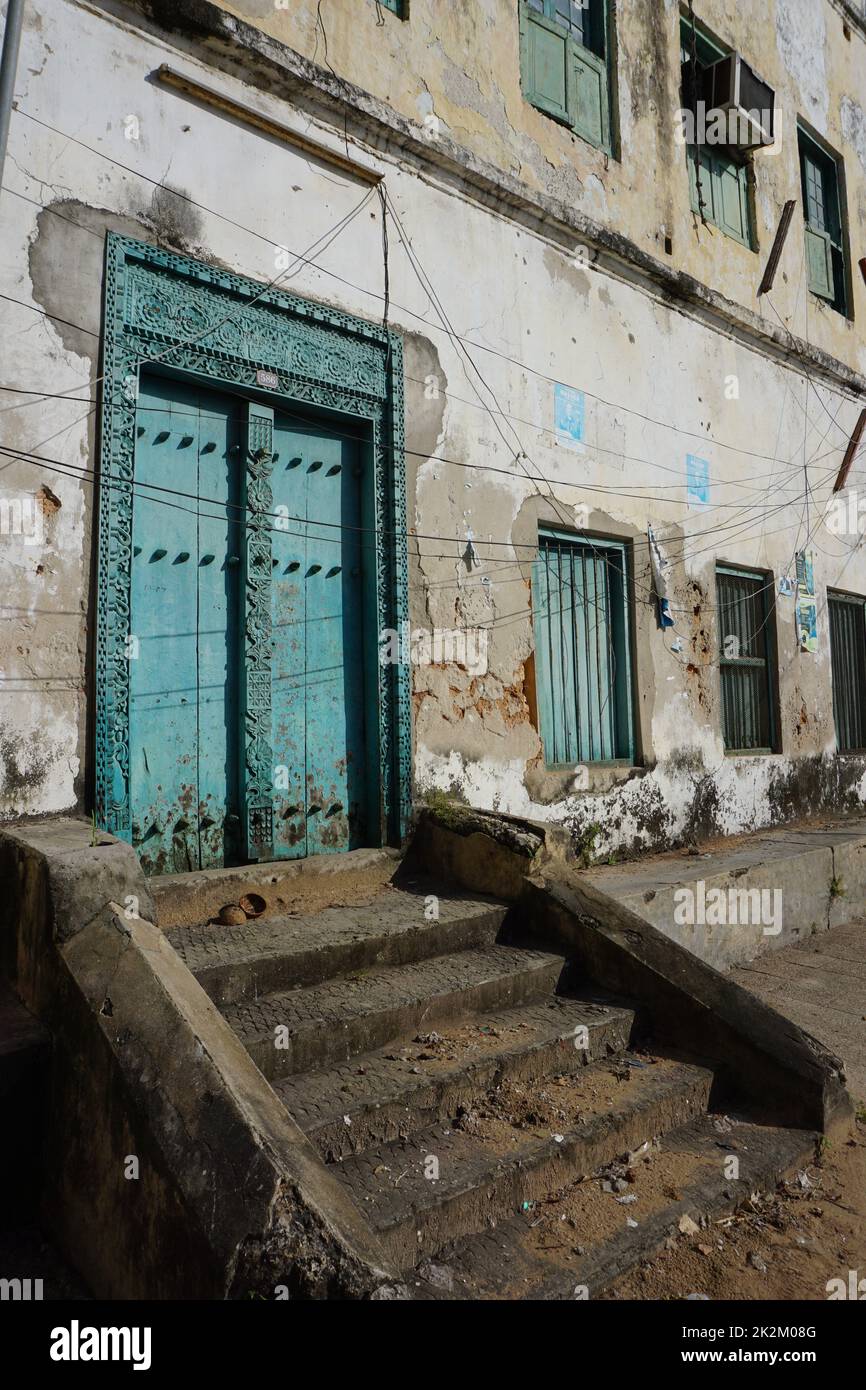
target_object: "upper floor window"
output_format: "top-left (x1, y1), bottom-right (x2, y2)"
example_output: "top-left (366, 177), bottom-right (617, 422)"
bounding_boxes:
top-left (378, 0), bottom-right (405, 15)
top-left (798, 126), bottom-right (849, 316)
top-left (680, 19), bottom-right (754, 249)
top-left (519, 1), bottom-right (612, 153)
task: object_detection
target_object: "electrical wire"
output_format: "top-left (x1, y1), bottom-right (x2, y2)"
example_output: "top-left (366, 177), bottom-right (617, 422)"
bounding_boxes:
top-left (7, 105), bottom-right (864, 463)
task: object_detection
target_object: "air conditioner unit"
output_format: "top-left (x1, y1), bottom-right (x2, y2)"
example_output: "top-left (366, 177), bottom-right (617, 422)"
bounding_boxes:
top-left (699, 53), bottom-right (775, 149)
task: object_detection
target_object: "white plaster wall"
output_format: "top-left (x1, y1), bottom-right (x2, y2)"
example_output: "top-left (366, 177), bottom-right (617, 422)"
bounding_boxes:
top-left (0, 0), bottom-right (865, 851)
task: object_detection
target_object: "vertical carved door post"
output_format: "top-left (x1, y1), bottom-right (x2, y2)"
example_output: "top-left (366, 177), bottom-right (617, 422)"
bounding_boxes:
top-left (242, 402), bottom-right (276, 861)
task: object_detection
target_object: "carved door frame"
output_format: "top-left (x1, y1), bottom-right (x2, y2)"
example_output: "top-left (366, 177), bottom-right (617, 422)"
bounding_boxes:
top-left (94, 233), bottom-right (410, 857)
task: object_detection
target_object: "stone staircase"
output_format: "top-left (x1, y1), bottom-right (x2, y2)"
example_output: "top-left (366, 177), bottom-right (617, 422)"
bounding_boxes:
top-left (163, 872), bottom-right (817, 1299)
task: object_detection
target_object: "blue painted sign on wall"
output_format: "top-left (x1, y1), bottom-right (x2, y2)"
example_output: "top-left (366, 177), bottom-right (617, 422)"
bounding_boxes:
top-left (686, 454), bottom-right (710, 507)
top-left (555, 384), bottom-right (585, 449)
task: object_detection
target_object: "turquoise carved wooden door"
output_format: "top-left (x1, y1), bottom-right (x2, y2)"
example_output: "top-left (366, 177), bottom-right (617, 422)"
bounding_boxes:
top-left (270, 413), bottom-right (368, 858)
top-left (130, 374), bottom-right (242, 873)
top-left (129, 377), bottom-right (370, 874)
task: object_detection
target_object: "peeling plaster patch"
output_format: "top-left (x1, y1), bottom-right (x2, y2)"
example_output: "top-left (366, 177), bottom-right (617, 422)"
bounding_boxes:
top-left (580, 174), bottom-right (608, 220)
top-left (775, 0), bottom-right (828, 133)
top-left (841, 95), bottom-right (866, 178)
top-left (416, 742), bottom-right (866, 862)
top-left (37, 485), bottom-right (61, 516)
top-left (229, 0), bottom-right (283, 18)
top-left (757, 182), bottom-right (777, 236)
top-left (431, 39), bottom-right (512, 148)
top-left (28, 201), bottom-right (154, 362)
top-left (542, 245), bottom-right (591, 297)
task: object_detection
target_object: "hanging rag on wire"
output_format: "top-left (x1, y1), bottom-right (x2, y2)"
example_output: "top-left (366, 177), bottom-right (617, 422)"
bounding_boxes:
top-left (648, 524), bottom-right (674, 629)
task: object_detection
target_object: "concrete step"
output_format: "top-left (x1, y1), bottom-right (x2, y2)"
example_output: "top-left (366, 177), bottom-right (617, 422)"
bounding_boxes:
top-left (0, 983), bottom-right (49, 1227)
top-left (275, 995), bottom-right (637, 1160)
top-left (409, 1116), bottom-right (817, 1300)
top-left (330, 1053), bottom-right (713, 1268)
top-left (220, 944), bottom-right (568, 1082)
top-left (166, 880), bottom-right (508, 1006)
top-left (152, 845), bottom-right (402, 930)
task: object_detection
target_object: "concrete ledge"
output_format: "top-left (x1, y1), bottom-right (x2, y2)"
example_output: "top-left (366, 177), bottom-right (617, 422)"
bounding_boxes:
top-left (0, 817), bottom-right (155, 1013)
top-left (407, 805), bottom-right (544, 900)
top-left (521, 875), bottom-right (850, 1136)
top-left (581, 823), bottom-right (866, 970)
top-left (827, 832), bottom-right (866, 930)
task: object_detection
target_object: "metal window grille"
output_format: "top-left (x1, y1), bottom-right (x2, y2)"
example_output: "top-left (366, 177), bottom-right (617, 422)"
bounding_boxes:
top-left (829, 592), bottom-right (866, 752)
top-left (717, 566), bottom-right (775, 752)
top-left (532, 534), bottom-right (633, 765)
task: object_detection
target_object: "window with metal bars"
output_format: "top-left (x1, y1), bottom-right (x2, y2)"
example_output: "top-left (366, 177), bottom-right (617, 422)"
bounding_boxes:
top-left (531, 532), bottom-right (634, 766)
top-left (828, 591), bottom-right (866, 752)
top-left (716, 565), bottom-right (777, 753)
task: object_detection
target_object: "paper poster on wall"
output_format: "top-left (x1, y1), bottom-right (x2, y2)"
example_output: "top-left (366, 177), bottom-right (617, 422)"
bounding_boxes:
top-left (796, 550), bottom-right (817, 653)
top-left (686, 454), bottom-right (710, 508)
top-left (554, 384), bottom-right (585, 450)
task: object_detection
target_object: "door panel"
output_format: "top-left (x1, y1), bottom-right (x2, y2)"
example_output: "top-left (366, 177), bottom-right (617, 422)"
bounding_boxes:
top-left (271, 416), bottom-right (367, 856)
top-left (270, 439), bottom-right (308, 859)
top-left (130, 380), bottom-right (369, 873)
top-left (130, 375), bottom-right (240, 874)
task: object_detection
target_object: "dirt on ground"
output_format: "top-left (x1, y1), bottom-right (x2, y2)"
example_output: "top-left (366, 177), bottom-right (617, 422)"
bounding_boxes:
top-left (602, 1115), bottom-right (866, 1300)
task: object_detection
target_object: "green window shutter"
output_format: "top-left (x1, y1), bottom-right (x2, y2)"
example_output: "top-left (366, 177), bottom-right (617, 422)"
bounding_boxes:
top-left (520, 2), bottom-right (611, 151)
top-left (688, 146), bottom-right (719, 225)
top-left (687, 146), bottom-right (751, 247)
top-left (805, 224), bottom-right (835, 301)
top-left (717, 159), bottom-right (750, 246)
top-left (570, 43), bottom-right (609, 150)
top-left (799, 127), bottom-right (847, 313)
top-left (521, 6), bottom-right (570, 124)
top-left (687, 145), bottom-right (706, 217)
top-left (379, 0), bottom-right (404, 13)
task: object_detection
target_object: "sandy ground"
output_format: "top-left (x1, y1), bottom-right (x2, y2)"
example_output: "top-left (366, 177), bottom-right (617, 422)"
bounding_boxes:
top-left (604, 1114), bottom-right (866, 1300)
top-left (591, 885), bottom-right (866, 1302)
